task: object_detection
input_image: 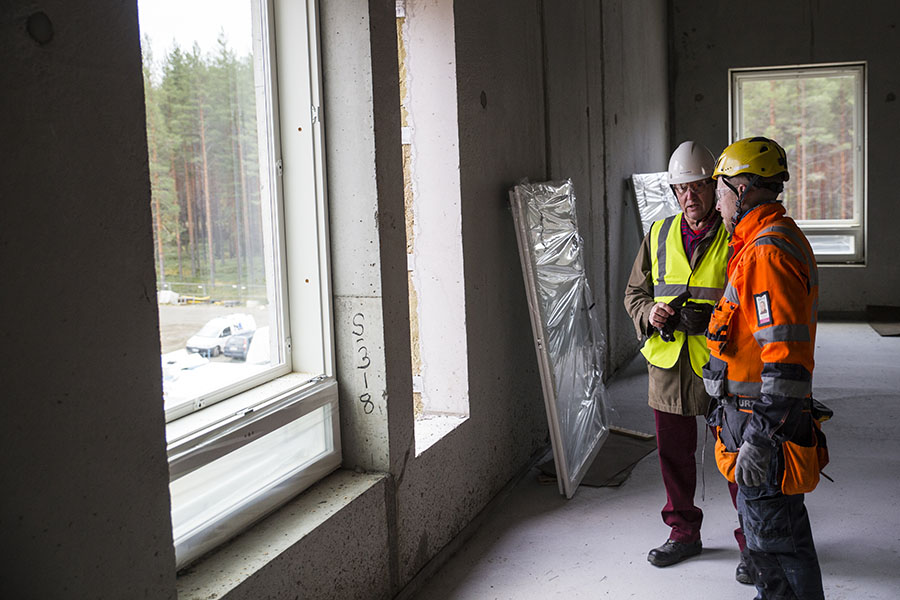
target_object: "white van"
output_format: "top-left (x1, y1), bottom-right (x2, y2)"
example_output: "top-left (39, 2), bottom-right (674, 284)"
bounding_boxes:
top-left (185, 313), bottom-right (257, 357)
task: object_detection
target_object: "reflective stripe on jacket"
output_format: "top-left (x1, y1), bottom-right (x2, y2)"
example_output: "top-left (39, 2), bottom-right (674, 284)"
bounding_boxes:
top-left (640, 213), bottom-right (729, 377)
top-left (703, 203), bottom-right (819, 447)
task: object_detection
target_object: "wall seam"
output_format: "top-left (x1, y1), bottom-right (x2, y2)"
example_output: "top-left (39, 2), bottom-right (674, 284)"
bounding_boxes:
top-left (384, 477), bottom-right (400, 595)
top-left (598, 3), bottom-right (611, 377)
top-left (666, 0), bottom-right (676, 149)
top-left (538, 0), bottom-right (551, 181)
top-left (583, 0), bottom-right (594, 269)
top-left (366, 0), bottom-right (410, 592)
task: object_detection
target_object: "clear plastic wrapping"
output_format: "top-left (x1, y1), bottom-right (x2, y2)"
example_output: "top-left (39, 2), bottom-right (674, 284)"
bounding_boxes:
top-left (509, 179), bottom-right (610, 498)
top-left (631, 171), bottom-right (680, 235)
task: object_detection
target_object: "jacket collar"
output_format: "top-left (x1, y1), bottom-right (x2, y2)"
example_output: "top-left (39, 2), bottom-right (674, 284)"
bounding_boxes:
top-left (730, 202), bottom-right (786, 254)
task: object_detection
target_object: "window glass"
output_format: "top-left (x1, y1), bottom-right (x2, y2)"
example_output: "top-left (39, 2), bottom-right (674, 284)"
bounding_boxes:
top-left (732, 63), bottom-right (865, 262)
top-left (806, 233), bottom-right (855, 256)
top-left (139, 0), bottom-right (287, 419)
top-left (169, 401), bottom-right (335, 565)
top-left (140, 0), bottom-right (341, 569)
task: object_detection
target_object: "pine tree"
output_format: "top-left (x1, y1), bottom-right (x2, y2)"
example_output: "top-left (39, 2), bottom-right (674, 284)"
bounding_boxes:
top-left (145, 29), bottom-right (263, 299)
top-left (142, 36), bottom-right (179, 285)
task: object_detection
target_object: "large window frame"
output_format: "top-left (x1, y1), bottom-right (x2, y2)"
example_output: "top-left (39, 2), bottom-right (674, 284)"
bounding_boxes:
top-left (729, 62), bottom-right (867, 264)
top-left (141, 0), bottom-right (341, 570)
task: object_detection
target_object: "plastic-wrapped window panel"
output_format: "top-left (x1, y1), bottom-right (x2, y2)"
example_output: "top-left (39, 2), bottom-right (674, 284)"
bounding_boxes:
top-left (631, 172), bottom-right (680, 235)
top-left (509, 179), bottom-right (610, 498)
top-left (169, 382), bottom-right (340, 570)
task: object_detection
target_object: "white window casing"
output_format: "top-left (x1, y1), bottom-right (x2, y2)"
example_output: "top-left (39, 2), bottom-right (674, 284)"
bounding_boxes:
top-left (138, 0), bottom-right (340, 569)
top-left (730, 62), bottom-right (866, 264)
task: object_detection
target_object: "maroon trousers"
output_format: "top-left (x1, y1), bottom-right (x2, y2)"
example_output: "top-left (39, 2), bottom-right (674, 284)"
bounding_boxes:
top-left (654, 409), bottom-right (746, 551)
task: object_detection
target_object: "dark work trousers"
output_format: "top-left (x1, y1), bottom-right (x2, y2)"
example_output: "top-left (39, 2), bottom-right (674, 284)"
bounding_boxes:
top-left (654, 409), bottom-right (746, 550)
top-left (739, 451), bottom-right (825, 600)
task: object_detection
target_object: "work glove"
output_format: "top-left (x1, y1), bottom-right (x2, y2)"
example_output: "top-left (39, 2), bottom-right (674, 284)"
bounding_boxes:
top-left (679, 301), bottom-right (714, 335)
top-left (658, 290), bottom-right (691, 342)
top-left (734, 441), bottom-right (772, 487)
top-left (658, 310), bottom-right (680, 342)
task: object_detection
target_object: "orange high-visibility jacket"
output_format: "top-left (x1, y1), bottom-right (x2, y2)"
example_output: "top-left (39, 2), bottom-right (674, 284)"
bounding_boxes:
top-left (703, 203), bottom-right (818, 448)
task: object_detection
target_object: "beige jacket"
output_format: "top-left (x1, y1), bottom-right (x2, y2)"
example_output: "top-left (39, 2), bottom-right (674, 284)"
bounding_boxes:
top-left (623, 215), bottom-right (725, 416)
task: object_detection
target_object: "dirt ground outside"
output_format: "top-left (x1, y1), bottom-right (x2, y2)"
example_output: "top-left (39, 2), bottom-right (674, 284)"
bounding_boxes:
top-left (158, 303), bottom-right (270, 355)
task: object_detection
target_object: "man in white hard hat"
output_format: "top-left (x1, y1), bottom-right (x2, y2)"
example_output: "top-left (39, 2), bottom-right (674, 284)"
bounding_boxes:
top-left (624, 141), bottom-right (749, 583)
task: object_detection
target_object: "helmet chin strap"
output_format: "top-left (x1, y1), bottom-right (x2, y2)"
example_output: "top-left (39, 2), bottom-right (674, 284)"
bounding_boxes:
top-left (723, 175), bottom-right (761, 228)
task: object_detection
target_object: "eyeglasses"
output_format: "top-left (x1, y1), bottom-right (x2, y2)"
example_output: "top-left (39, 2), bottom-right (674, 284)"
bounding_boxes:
top-left (672, 179), bottom-right (712, 196)
top-left (716, 178), bottom-right (740, 200)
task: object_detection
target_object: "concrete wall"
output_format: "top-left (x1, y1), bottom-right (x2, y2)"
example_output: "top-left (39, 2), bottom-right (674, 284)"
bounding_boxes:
top-left (1, 2), bottom-right (177, 598)
top-left (395, 0), bottom-right (549, 583)
top-left (542, 0), bottom-right (670, 375)
top-left (600, 1), bottom-right (670, 371)
top-left (253, 0), bottom-right (671, 593)
top-left (1, 0), bottom-right (667, 598)
top-left (671, 0), bottom-right (900, 313)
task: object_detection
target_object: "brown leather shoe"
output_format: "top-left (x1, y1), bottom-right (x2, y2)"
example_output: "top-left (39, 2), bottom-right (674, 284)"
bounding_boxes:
top-left (647, 539), bottom-right (702, 567)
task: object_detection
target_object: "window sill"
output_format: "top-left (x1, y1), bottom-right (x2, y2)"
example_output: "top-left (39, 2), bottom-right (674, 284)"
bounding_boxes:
top-left (818, 261), bottom-right (866, 267)
top-left (414, 413), bottom-right (468, 456)
top-left (175, 469), bottom-right (387, 599)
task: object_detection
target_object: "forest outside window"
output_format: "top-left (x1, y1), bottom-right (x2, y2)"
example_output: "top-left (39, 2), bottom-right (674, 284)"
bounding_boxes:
top-left (140, 0), bottom-right (289, 419)
top-left (730, 63), bottom-right (866, 263)
top-left (139, 0), bottom-right (340, 569)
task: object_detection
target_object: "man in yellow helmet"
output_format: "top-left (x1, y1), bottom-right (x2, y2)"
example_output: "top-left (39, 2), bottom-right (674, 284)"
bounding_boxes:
top-left (705, 136), bottom-right (825, 599)
top-left (624, 141), bottom-right (749, 583)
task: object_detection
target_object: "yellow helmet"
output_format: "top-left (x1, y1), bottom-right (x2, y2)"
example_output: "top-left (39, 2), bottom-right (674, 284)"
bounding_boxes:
top-left (712, 136), bottom-right (789, 182)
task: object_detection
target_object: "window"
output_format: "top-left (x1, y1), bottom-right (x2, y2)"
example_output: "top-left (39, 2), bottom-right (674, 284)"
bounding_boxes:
top-left (396, 0), bottom-right (470, 454)
top-left (139, 0), bottom-right (339, 569)
top-left (730, 63), bottom-right (866, 263)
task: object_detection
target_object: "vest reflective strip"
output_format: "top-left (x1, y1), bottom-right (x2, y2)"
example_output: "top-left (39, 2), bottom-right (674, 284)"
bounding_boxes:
top-left (753, 324), bottom-right (811, 346)
top-left (656, 283), bottom-right (724, 300)
top-left (728, 379), bottom-right (763, 397)
top-left (646, 215), bottom-right (728, 376)
top-left (688, 286), bottom-right (725, 301)
top-left (702, 353), bottom-right (728, 398)
top-left (723, 282), bottom-right (740, 304)
top-left (756, 226), bottom-right (819, 286)
top-left (704, 358), bottom-right (813, 398)
top-left (704, 356), bottom-right (762, 397)
top-left (704, 377), bottom-right (724, 398)
top-left (761, 376), bottom-right (812, 398)
top-left (755, 237), bottom-right (809, 276)
top-left (762, 362), bottom-right (812, 397)
top-left (705, 377), bottom-right (766, 398)
top-left (655, 216), bottom-right (676, 284)
top-left (651, 214), bottom-right (727, 302)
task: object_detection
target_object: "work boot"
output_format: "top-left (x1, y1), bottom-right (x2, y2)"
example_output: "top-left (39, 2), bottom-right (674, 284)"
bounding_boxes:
top-left (647, 539), bottom-right (702, 567)
top-left (735, 556), bottom-right (753, 584)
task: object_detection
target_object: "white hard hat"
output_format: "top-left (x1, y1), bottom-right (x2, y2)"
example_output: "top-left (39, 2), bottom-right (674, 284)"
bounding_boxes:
top-left (668, 141), bottom-right (716, 185)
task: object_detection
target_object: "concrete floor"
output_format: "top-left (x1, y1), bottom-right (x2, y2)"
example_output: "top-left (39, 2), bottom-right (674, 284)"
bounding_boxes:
top-left (410, 322), bottom-right (900, 599)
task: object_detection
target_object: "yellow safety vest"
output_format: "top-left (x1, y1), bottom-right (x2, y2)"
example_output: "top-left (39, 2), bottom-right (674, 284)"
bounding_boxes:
top-left (640, 213), bottom-right (729, 377)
